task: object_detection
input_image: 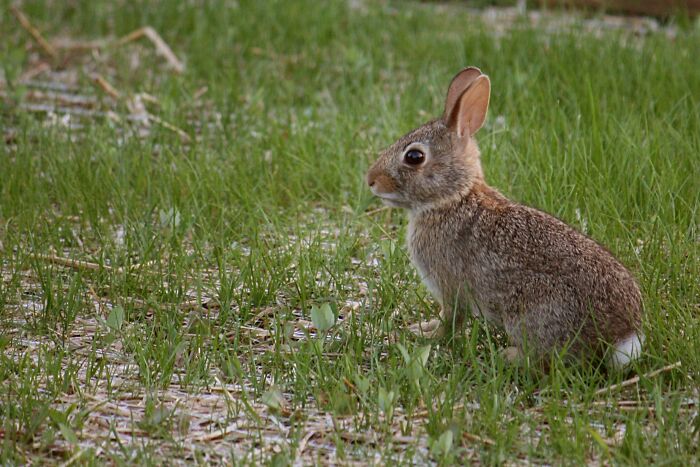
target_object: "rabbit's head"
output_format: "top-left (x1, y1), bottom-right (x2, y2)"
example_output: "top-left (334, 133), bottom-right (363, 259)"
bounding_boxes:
top-left (367, 67), bottom-right (491, 210)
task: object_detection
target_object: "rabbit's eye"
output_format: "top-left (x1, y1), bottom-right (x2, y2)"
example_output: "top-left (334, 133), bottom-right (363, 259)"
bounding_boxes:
top-left (404, 149), bottom-right (425, 165)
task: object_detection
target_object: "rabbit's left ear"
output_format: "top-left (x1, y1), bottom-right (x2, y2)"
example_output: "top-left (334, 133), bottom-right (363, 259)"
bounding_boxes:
top-left (446, 75), bottom-right (490, 138)
top-left (443, 67), bottom-right (482, 121)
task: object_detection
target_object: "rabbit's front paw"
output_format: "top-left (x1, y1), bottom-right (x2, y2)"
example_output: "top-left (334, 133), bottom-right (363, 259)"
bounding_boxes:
top-left (501, 346), bottom-right (522, 365)
top-left (409, 318), bottom-right (445, 339)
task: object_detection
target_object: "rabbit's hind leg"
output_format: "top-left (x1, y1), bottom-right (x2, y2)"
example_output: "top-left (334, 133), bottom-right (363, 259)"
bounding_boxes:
top-left (409, 304), bottom-right (466, 339)
top-left (409, 317), bottom-right (444, 338)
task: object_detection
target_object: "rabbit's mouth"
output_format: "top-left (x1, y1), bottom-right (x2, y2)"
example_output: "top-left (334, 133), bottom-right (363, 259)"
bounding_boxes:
top-left (374, 192), bottom-right (409, 208)
top-left (379, 197), bottom-right (404, 208)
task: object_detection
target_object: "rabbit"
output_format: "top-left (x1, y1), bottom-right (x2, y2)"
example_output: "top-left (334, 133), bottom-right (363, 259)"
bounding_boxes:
top-left (366, 67), bottom-right (643, 369)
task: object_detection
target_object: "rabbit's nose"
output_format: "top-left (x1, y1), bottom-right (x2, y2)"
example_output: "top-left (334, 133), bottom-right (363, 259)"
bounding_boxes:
top-left (367, 172), bottom-right (376, 187)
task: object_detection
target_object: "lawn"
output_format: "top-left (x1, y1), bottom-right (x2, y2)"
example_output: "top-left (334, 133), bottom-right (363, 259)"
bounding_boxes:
top-left (1, 0), bottom-right (699, 464)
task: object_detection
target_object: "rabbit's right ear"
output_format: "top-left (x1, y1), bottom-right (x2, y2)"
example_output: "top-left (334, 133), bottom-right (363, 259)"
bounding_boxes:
top-left (443, 67), bottom-right (482, 121)
top-left (445, 75), bottom-right (490, 138)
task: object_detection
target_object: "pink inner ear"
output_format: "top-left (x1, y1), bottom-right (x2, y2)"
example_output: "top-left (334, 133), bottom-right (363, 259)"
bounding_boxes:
top-left (450, 76), bottom-right (490, 138)
top-left (444, 68), bottom-right (482, 120)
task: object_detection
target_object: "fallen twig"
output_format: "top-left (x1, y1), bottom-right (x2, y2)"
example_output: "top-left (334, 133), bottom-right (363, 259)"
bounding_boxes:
top-left (238, 325), bottom-right (272, 338)
top-left (124, 94), bottom-right (191, 142)
top-left (28, 253), bottom-right (152, 275)
top-left (29, 253), bottom-right (104, 271)
top-left (86, 284), bottom-right (106, 315)
top-left (24, 89), bottom-right (98, 108)
top-left (190, 424), bottom-right (247, 442)
top-left (192, 86), bottom-right (208, 100)
top-left (116, 27), bottom-right (185, 73)
top-left (138, 92), bottom-right (160, 107)
top-left (58, 447), bottom-right (87, 467)
top-left (251, 306), bottom-right (278, 324)
top-left (10, 6), bottom-right (58, 59)
top-left (91, 74), bottom-right (121, 100)
top-left (337, 431), bottom-right (376, 444)
top-left (296, 430), bottom-right (318, 457)
top-left (594, 361), bottom-right (682, 396)
top-left (463, 431), bottom-right (496, 446)
top-left (84, 394), bottom-right (133, 418)
top-left (19, 62), bottom-right (51, 82)
top-left (149, 114), bottom-right (192, 142)
top-left (180, 298), bottom-right (208, 311)
top-left (363, 206), bottom-right (391, 217)
top-left (52, 38), bottom-right (106, 51)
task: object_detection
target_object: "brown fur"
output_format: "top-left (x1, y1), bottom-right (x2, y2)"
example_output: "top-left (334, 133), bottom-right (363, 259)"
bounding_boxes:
top-left (366, 69), bottom-right (643, 365)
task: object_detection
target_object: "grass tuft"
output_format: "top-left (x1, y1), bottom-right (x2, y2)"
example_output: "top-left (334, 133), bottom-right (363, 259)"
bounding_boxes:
top-left (1, 0), bottom-right (698, 464)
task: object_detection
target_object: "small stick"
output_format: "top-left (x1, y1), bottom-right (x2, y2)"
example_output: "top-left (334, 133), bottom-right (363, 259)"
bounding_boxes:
top-left (296, 430), bottom-right (317, 457)
top-left (29, 253), bottom-right (105, 271)
top-left (251, 306), bottom-right (277, 324)
top-left (192, 86), bottom-right (208, 100)
top-left (214, 375), bottom-right (239, 416)
top-left (214, 376), bottom-right (236, 396)
top-left (91, 74), bottom-right (121, 100)
top-left (52, 38), bottom-right (106, 51)
top-left (594, 361), bottom-right (682, 396)
top-left (29, 253), bottom-right (151, 275)
top-left (84, 395), bottom-right (132, 417)
top-left (148, 114), bottom-right (192, 142)
top-left (86, 284), bottom-right (105, 315)
top-left (337, 431), bottom-right (374, 443)
top-left (463, 431), bottom-right (495, 446)
top-left (10, 6), bottom-right (58, 59)
top-left (190, 424), bottom-right (246, 442)
top-left (363, 206), bottom-right (391, 217)
top-left (19, 62), bottom-right (50, 82)
top-left (238, 325), bottom-right (272, 338)
top-left (116, 26), bottom-right (184, 73)
top-left (180, 298), bottom-right (206, 311)
top-left (58, 447), bottom-right (86, 467)
top-left (137, 92), bottom-right (160, 106)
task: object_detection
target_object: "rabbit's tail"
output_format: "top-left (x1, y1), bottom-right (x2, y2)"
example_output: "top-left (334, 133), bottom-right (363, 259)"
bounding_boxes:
top-left (608, 331), bottom-right (644, 369)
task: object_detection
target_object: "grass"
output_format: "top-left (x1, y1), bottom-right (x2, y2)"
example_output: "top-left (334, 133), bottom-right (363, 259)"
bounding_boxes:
top-left (1, 0), bottom-right (699, 464)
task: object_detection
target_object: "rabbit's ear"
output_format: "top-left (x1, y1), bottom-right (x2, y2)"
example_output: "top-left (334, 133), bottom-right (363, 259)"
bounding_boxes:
top-left (446, 75), bottom-right (490, 138)
top-left (443, 67), bottom-right (482, 120)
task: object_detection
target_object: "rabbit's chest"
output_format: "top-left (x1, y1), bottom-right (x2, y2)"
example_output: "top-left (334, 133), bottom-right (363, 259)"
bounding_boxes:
top-left (407, 223), bottom-right (444, 300)
top-left (412, 256), bottom-right (442, 300)
top-left (408, 217), bottom-right (501, 324)
top-left (410, 246), bottom-right (499, 324)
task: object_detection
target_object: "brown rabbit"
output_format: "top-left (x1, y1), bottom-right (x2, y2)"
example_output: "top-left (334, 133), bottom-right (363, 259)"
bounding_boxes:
top-left (366, 67), bottom-right (643, 368)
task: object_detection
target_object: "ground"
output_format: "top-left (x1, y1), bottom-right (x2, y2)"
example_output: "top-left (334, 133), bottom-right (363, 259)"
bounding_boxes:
top-left (1, 0), bottom-right (699, 465)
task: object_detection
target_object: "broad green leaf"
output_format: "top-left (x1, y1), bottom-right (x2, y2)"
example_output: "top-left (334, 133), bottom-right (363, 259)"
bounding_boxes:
top-left (59, 423), bottom-right (79, 446)
top-left (378, 387), bottom-right (395, 413)
top-left (407, 345), bottom-right (431, 382)
top-left (262, 387), bottom-right (285, 412)
top-left (380, 239), bottom-right (396, 260)
top-left (416, 345), bottom-right (431, 366)
top-left (270, 452), bottom-right (291, 467)
top-left (310, 303), bottom-right (335, 333)
top-left (396, 343), bottom-right (411, 364)
top-left (353, 374), bottom-right (370, 394)
top-left (431, 430), bottom-right (453, 457)
top-left (48, 408), bottom-right (68, 425)
top-left (106, 305), bottom-right (125, 332)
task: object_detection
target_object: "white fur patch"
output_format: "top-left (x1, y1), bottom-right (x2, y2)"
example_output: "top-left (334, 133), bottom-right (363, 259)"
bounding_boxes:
top-left (609, 332), bottom-right (644, 369)
top-left (419, 273), bottom-right (441, 300)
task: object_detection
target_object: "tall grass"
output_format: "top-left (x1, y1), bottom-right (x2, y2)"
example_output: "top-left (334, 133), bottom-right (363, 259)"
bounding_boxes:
top-left (1, 0), bottom-right (698, 463)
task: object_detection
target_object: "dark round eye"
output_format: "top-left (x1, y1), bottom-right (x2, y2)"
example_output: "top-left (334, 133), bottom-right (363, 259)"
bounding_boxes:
top-left (403, 149), bottom-right (425, 165)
